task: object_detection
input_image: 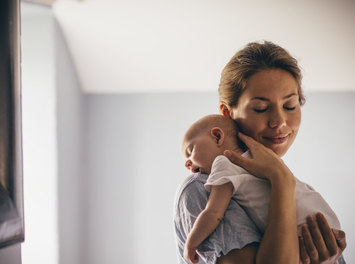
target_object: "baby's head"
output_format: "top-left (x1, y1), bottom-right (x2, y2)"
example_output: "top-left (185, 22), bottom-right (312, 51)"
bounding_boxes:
top-left (181, 114), bottom-right (243, 174)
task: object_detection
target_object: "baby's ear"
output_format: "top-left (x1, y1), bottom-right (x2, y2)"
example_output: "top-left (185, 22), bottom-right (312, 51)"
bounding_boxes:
top-left (211, 127), bottom-right (225, 146)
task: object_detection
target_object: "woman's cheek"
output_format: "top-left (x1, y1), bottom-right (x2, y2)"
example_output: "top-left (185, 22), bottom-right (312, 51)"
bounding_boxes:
top-left (289, 109), bottom-right (302, 131)
top-left (231, 109), bottom-right (262, 139)
top-left (236, 117), bottom-right (261, 140)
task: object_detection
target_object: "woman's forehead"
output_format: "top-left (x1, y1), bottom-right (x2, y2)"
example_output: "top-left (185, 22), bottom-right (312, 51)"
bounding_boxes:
top-left (243, 69), bottom-right (299, 100)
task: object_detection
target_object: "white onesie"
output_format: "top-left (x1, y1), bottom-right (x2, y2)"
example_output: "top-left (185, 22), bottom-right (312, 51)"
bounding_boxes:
top-left (205, 150), bottom-right (341, 236)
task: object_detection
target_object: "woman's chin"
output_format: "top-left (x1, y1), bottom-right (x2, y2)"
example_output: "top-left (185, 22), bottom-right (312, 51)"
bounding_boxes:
top-left (261, 138), bottom-right (293, 158)
top-left (274, 146), bottom-right (289, 158)
top-left (264, 143), bottom-right (288, 158)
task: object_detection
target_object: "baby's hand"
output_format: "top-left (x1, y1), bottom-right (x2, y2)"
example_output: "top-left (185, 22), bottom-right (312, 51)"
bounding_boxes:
top-left (184, 244), bottom-right (199, 264)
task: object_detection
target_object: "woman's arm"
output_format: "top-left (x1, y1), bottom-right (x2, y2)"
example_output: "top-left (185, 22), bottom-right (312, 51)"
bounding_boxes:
top-left (217, 243), bottom-right (259, 264)
top-left (223, 133), bottom-right (347, 264)
top-left (184, 183), bottom-right (234, 263)
top-left (222, 132), bottom-right (299, 264)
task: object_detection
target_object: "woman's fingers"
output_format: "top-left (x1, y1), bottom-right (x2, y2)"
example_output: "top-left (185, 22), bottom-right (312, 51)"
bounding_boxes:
top-left (225, 132), bottom-right (293, 182)
top-left (237, 132), bottom-right (280, 160)
top-left (307, 215), bottom-right (329, 255)
top-left (237, 132), bottom-right (262, 152)
top-left (315, 212), bottom-right (338, 257)
top-left (301, 224), bottom-right (320, 262)
top-left (223, 149), bottom-right (249, 168)
top-left (332, 228), bottom-right (347, 251)
top-left (301, 213), bottom-right (344, 263)
top-left (299, 237), bottom-right (311, 264)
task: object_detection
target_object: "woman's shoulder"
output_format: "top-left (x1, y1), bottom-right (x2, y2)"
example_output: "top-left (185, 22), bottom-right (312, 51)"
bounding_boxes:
top-left (176, 173), bottom-right (209, 194)
top-left (174, 173), bottom-right (209, 212)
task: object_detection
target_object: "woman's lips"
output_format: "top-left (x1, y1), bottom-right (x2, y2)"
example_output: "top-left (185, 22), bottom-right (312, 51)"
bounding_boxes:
top-left (264, 134), bottom-right (289, 144)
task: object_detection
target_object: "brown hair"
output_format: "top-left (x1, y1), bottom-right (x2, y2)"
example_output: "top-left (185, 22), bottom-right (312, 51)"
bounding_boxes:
top-left (218, 41), bottom-right (306, 108)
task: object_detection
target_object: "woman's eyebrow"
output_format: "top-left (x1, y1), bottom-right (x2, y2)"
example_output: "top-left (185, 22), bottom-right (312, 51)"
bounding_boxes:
top-left (283, 93), bottom-right (298, 99)
top-left (250, 93), bottom-right (298, 101)
top-left (250, 97), bottom-right (269, 101)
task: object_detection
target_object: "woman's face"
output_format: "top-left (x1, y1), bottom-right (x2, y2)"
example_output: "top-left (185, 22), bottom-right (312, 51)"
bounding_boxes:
top-left (226, 69), bottom-right (302, 157)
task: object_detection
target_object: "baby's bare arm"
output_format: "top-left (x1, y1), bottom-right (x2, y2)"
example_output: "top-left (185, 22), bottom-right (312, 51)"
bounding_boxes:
top-left (184, 182), bottom-right (233, 263)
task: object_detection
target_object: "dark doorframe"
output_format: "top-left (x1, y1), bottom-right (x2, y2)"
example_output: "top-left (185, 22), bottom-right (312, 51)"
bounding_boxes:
top-left (0, 0), bottom-right (25, 248)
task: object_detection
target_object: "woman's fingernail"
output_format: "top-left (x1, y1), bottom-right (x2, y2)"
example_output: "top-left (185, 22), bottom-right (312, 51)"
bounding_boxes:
top-left (307, 215), bottom-right (315, 222)
top-left (302, 224), bottom-right (308, 232)
top-left (316, 212), bottom-right (323, 219)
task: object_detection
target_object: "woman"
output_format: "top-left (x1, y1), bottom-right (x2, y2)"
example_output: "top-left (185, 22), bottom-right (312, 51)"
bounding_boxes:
top-left (174, 41), bottom-right (347, 264)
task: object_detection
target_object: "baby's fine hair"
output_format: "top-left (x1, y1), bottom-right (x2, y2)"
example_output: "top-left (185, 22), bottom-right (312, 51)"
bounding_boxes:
top-left (193, 114), bottom-right (240, 140)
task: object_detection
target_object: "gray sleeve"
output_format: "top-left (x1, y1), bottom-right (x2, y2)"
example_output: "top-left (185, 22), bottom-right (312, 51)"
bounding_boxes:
top-left (174, 174), bottom-right (262, 264)
top-left (337, 255), bottom-right (346, 264)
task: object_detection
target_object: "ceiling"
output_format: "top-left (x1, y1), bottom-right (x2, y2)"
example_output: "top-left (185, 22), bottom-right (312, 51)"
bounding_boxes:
top-left (26, 0), bottom-right (355, 93)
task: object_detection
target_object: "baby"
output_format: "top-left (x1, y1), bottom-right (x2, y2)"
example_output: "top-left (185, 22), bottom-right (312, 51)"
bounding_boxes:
top-left (180, 114), bottom-right (341, 264)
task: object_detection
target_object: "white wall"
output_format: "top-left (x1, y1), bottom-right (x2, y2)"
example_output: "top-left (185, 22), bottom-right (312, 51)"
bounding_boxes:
top-left (55, 19), bottom-right (84, 264)
top-left (20, 2), bottom-right (84, 264)
top-left (83, 92), bottom-right (355, 263)
top-left (82, 93), bottom-right (219, 264)
top-left (21, 6), bottom-right (59, 264)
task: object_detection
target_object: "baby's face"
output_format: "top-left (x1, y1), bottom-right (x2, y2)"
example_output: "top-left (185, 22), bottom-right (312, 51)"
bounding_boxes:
top-left (181, 132), bottom-right (221, 175)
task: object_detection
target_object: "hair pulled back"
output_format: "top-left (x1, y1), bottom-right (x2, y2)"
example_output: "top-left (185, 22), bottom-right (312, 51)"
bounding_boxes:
top-left (218, 41), bottom-right (306, 108)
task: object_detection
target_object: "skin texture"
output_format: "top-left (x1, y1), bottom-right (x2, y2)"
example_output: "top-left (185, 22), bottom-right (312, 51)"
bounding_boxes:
top-left (216, 243), bottom-right (259, 264)
top-left (181, 127), bottom-right (227, 175)
top-left (227, 69), bottom-right (301, 158)
top-left (217, 69), bottom-right (346, 263)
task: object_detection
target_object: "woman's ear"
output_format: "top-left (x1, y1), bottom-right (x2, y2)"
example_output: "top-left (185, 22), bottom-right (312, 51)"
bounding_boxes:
top-left (220, 104), bottom-right (231, 118)
top-left (211, 127), bottom-right (225, 146)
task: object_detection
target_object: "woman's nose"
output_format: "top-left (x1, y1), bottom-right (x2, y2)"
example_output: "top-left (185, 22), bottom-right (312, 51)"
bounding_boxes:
top-left (185, 160), bottom-right (192, 170)
top-left (268, 109), bottom-right (286, 128)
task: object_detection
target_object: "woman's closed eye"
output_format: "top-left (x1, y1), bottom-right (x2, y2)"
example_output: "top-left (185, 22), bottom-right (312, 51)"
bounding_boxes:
top-left (254, 107), bottom-right (268, 113)
top-left (253, 105), bottom-right (297, 113)
top-left (284, 98), bottom-right (299, 111)
top-left (284, 106), bottom-right (296, 111)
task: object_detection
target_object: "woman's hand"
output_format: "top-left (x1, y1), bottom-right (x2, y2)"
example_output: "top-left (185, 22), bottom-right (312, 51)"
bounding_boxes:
top-left (225, 132), bottom-right (299, 264)
top-left (299, 212), bottom-right (346, 264)
top-left (224, 132), bottom-right (294, 184)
